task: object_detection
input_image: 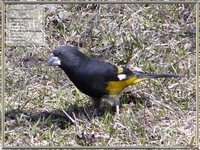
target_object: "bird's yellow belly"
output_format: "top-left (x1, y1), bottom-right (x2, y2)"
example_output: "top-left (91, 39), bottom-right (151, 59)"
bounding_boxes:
top-left (106, 76), bottom-right (148, 96)
top-left (106, 77), bottom-right (136, 96)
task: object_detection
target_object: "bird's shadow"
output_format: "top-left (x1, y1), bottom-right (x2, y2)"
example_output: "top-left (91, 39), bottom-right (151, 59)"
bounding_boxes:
top-left (4, 104), bottom-right (114, 129)
top-left (4, 93), bottom-right (150, 130)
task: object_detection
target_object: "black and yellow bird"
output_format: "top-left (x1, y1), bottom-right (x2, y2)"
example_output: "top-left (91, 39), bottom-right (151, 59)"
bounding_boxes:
top-left (47, 45), bottom-right (182, 115)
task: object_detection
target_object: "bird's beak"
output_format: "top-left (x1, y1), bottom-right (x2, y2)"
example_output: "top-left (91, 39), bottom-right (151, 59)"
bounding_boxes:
top-left (47, 53), bottom-right (61, 66)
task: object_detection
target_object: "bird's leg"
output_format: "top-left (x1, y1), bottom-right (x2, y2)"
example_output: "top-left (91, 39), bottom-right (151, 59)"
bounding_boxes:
top-left (109, 96), bottom-right (120, 115)
top-left (91, 97), bottom-right (101, 117)
top-left (113, 97), bottom-right (120, 115)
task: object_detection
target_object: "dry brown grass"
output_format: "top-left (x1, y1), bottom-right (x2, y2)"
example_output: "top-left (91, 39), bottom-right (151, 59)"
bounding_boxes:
top-left (2, 3), bottom-right (196, 147)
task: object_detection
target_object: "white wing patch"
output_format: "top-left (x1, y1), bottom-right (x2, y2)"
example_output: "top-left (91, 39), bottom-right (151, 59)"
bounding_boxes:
top-left (117, 74), bottom-right (127, 80)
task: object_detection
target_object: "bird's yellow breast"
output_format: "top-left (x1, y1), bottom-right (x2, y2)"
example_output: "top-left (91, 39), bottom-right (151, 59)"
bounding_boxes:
top-left (106, 76), bottom-right (147, 96)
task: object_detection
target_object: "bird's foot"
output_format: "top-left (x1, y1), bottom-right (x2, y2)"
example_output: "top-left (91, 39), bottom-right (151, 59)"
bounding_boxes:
top-left (115, 104), bottom-right (119, 116)
top-left (91, 108), bottom-right (99, 119)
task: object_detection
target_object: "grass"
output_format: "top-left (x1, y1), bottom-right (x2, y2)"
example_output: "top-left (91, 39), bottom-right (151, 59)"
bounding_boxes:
top-left (2, 3), bottom-right (196, 147)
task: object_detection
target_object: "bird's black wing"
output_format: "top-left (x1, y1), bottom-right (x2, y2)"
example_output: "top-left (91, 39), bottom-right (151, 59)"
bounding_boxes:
top-left (72, 59), bottom-right (120, 98)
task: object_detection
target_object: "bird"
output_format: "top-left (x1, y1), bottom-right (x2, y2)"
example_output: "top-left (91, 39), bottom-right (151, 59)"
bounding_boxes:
top-left (47, 45), bottom-right (182, 115)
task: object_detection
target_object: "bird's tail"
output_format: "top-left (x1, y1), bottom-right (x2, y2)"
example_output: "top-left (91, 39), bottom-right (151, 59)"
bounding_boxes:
top-left (126, 71), bottom-right (183, 85)
top-left (133, 71), bottom-right (183, 79)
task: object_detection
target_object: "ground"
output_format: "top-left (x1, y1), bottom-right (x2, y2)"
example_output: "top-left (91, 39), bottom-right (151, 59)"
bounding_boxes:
top-left (2, 3), bottom-right (197, 147)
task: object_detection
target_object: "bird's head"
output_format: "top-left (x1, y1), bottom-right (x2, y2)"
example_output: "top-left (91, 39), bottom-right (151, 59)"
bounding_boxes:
top-left (47, 45), bottom-right (81, 67)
